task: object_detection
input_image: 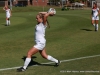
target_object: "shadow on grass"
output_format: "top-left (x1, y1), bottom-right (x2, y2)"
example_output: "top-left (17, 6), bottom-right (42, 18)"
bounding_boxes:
top-left (81, 29), bottom-right (93, 31)
top-left (1, 24), bottom-right (7, 26)
top-left (22, 56), bottom-right (56, 67)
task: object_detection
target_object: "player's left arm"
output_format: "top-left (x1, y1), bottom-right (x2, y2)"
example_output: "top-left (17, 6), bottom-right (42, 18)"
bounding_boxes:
top-left (10, 9), bottom-right (12, 16)
top-left (97, 8), bottom-right (100, 16)
top-left (98, 9), bottom-right (100, 15)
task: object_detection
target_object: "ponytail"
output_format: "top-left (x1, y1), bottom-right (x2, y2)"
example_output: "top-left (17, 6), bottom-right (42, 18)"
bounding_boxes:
top-left (46, 20), bottom-right (50, 28)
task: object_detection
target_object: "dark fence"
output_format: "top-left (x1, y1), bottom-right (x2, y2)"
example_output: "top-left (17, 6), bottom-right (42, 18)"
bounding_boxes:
top-left (0, 1), bottom-right (5, 6)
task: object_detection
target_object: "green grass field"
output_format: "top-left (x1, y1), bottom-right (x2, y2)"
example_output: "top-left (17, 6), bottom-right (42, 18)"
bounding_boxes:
top-left (0, 6), bottom-right (100, 75)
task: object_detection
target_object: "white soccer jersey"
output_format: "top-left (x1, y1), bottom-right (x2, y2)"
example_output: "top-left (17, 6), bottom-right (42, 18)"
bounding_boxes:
top-left (35, 23), bottom-right (47, 43)
top-left (5, 9), bottom-right (11, 18)
top-left (92, 7), bottom-right (99, 17)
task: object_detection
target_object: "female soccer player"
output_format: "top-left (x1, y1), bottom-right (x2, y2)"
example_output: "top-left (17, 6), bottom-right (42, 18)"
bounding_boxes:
top-left (17, 8), bottom-right (60, 72)
top-left (91, 3), bottom-right (100, 31)
top-left (3, 5), bottom-right (11, 26)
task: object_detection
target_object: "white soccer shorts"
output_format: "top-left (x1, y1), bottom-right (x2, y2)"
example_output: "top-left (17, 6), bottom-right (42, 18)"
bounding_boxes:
top-left (92, 16), bottom-right (99, 20)
top-left (34, 41), bottom-right (46, 50)
top-left (6, 15), bottom-right (10, 18)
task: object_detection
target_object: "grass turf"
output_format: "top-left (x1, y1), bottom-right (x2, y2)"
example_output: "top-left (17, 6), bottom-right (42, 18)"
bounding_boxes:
top-left (0, 6), bottom-right (100, 75)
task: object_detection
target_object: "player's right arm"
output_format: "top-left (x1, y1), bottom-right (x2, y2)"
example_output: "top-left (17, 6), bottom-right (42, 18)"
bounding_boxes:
top-left (3, 6), bottom-right (5, 10)
top-left (98, 8), bottom-right (100, 15)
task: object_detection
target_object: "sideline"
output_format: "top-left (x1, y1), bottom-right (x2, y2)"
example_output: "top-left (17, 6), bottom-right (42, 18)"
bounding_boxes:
top-left (0, 54), bottom-right (100, 71)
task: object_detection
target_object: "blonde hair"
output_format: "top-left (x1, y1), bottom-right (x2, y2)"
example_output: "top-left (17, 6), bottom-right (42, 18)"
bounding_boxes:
top-left (37, 13), bottom-right (50, 28)
top-left (37, 13), bottom-right (43, 19)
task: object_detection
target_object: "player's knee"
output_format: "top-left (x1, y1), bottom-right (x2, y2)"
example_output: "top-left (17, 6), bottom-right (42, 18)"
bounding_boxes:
top-left (92, 21), bottom-right (94, 24)
top-left (41, 54), bottom-right (47, 59)
top-left (27, 52), bottom-right (32, 57)
top-left (8, 18), bottom-right (10, 20)
top-left (6, 18), bottom-right (10, 20)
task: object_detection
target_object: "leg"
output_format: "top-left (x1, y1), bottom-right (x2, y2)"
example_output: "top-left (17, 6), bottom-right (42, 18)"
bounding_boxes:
top-left (6, 15), bottom-right (10, 26)
top-left (6, 18), bottom-right (9, 26)
top-left (95, 20), bottom-right (99, 31)
top-left (27, 47), bottom-right (39, 58)
top-left (39, 48), bottom-right (48, 59)
top-left (23, 47), bottom-right (39, 69)
top-left (39, 48), bottom-right (60, 66)
top-left (8, 18), bottom-right (10, 25)
top-left (91, 20), bottom-right (95, 26)
top-left (17, 47), bottom-right (39, 72)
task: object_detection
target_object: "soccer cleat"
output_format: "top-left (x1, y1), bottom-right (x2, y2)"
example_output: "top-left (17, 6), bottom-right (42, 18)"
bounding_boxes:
top-left (95, 30), bottom-right (98, 31)
top-left (95, 28), bottom-right (98, 31)
top-left (55, 60), bottom-right (60, 67)
top-left (17, 67), bottom-right (26, 72)
top-left (95, 25), bottom-right (98, 32)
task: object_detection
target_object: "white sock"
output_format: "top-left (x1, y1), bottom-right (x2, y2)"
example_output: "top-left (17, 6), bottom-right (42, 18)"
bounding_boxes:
top-left (96, 24), bottom-right (99, 30)
top-left (6, 20), bottom-right (8, 25)
top-left (93, 24), bottom-right (95, 27)
top-left (23, 58), bottom-right (31, 69)
top-left (8, 20), bottom-right (10, 25)
top-left (47, 55), bottom-right (58, 63)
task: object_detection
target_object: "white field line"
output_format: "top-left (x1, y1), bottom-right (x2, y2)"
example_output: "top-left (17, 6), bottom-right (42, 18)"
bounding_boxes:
top-left (0, 54), bottom-right (100, 71)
